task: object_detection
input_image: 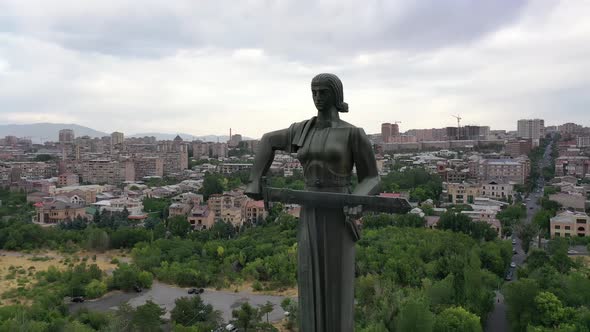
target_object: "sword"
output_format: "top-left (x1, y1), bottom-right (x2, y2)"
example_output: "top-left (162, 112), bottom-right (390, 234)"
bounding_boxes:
top-left (262, 186), bottom-right (412, 214)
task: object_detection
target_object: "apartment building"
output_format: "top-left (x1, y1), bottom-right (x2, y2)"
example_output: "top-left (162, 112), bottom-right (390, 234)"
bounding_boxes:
top-left (80, 159), bottom-right (135, 185)
top-left (243, 200), bottom-right (267, 223)
top-left (550, 211), bottom-right (590, 238)
top-left (480, 181), bottom-right (515, 201)
top-left (218, 163), bottom-right (253, 174)
top-left (58, 172), bottom-right (79, 187)
top-left (517, 119), bottom-right (545, 141)
top-left (555, 156), bottom-right (590, 178)
top-left (505, 139), bottom-right (532, 158)
top-left (479, 158), bottom-right (530, 184)
top-left (133, 156), bottom-right (164, 180)
top-left (187, 206), bottom-right (215, 230)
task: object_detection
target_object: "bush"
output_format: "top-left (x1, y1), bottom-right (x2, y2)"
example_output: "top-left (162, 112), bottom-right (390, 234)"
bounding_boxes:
top-left (137, 271), bottom-right (153, 289)
top-left (85, 279), bottom-right (107, 299)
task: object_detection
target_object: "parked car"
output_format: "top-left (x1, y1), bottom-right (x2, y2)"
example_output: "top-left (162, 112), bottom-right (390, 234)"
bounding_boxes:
top-left (505, 273), bottom-right (512, 281)
top-left (510, 262), bottom-right (516, 268)
top-left (72, 296), bottom-right (85, 303)
top-left (512, 239), bottom-right (517, 245)
top-left (188, 288), bottom-right (205, 294)
top-left (133, 285), bottom-right (143, 293)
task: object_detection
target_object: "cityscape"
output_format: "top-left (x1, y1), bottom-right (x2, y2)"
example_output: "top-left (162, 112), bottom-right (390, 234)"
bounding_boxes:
top-left (0, 119), bottom-right (589, 330)
top-left (1, 0), bottom-right (590, 331)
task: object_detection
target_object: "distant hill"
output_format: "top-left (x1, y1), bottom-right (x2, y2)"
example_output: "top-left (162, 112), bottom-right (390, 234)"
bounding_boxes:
top-left (130, 133), bottom-right (254, 142)
top-left (0, 123), bottom-right (108, 143)
top-left (0, 123), bottom-right (254, 143)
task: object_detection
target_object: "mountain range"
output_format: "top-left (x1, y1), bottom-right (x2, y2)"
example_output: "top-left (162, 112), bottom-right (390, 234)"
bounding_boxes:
top-left (0, 123), bottom-right (251, 143)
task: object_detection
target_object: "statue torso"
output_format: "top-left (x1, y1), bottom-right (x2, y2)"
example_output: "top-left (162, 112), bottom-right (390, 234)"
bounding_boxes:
top-left (295, 122), bottom-right (356, 191)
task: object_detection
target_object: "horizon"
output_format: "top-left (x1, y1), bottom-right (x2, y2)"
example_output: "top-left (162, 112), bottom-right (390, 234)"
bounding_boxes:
top-left (1, 1), bottom-right (589, 137)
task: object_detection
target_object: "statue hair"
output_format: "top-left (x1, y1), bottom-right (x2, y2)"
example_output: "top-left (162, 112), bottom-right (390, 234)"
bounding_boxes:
top-left (311, 73), bottom-right (349, 113)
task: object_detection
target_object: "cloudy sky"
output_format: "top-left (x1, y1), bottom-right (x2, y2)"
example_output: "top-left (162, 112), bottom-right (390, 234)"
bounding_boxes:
top-left (0, 0), bottom-right (589, 138)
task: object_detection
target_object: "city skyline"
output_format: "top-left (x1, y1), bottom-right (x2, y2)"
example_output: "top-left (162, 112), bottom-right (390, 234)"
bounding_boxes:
top-left (1, 1), bottom-right (590, 137)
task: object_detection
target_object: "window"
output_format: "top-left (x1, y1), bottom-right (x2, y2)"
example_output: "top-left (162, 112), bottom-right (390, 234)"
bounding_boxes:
top-left (555, 225), bottom-right (561, 229)
top-left (555, 232), bottom-right (560, 237)
top-left (577, 219), bottom-right (587, 224)
top-left (565, 226), bottom-right (571, 230)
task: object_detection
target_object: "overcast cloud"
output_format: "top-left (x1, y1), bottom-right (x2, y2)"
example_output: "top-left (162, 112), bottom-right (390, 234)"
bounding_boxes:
top-left (0, 0), bottom-right (588, 138)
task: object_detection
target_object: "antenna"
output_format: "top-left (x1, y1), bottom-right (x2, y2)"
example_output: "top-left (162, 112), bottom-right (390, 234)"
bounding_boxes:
top-left (451, 115), bottom-right (462, 140)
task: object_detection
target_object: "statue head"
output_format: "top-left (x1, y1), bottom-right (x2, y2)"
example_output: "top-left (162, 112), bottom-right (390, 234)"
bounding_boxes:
top-left (311, 73), bottom-right (349, 113)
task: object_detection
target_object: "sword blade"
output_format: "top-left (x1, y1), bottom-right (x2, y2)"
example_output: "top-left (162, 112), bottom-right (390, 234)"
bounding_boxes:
top-left (263, 187), bottom-right (411, 214)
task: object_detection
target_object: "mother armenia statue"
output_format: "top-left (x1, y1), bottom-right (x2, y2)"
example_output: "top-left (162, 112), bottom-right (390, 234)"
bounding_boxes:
top-left (245, 73), bottom-right (381, 331)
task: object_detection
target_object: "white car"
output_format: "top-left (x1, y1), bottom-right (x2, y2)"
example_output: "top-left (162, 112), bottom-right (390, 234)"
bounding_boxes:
top-left (510, 262), bottom-right (516, 268)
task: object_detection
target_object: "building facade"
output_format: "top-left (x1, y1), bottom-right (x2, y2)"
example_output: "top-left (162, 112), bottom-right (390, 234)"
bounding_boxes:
top-left (550, 211), bottom-right (590, 238)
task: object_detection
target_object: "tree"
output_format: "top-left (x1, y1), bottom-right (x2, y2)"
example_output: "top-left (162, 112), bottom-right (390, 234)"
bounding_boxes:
top-left (259, 301), bottom-right (275, 324)
top-left (144, 217), bottom-right (161, 230)
top-left (86, 228), bottom-right (110, 252)
top-left (85, 279), bottom-right (107, 299)
top-left (133, 300), bottom-right (165, 332)
top-left (232, 302), bottom-right (262, 331)
top-left (200, 173), bottom-right (225, 200)
top-left (516, 222), bottom-right (539, 253)
top-left (112, 263), bottom-right (141, 291)
top-left (533, 210), bottom-right (553, 237)
top-left (504, 278), bottom-right (540, 331)
top-left (168, 216), bottom-right (191, 237)
top-left (534, 291), bottom-right (565, 328)
top-left (396, 297), bottom-right (434, 332)
top-left (433, 306), bottom-right (482, 332)
top-left (170, 296), bottom-right (222, 328)
top-left (280, 298), bottom-right (298, 330)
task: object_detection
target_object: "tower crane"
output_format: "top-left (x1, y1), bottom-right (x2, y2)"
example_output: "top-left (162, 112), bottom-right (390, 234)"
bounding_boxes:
top-left (452, 115), bottom-right (462, 140)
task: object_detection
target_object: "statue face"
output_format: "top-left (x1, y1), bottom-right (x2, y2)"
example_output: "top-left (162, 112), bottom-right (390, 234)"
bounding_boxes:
top-left (312, 85), bottom-right (336, 112)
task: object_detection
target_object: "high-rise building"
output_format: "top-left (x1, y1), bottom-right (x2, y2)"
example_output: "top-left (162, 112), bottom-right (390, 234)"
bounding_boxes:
top-left (111, 132), bottom-right (124, 145)
top-left (381, 123), bottom-right (400, 143)
top-left (59, 129), bottom-right (75, 144)
top-left (517, 119), bottom-right (545, 140)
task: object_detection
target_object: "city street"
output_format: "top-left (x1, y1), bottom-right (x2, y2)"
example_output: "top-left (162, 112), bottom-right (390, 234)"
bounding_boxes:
top-left (485, 139), bottom-right (553, 332)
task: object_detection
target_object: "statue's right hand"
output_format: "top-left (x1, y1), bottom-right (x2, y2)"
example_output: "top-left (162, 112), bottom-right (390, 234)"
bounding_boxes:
top-left (245, 181), bottom-right (263, 201)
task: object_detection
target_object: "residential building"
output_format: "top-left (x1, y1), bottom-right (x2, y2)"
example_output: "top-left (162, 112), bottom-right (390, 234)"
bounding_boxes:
top-left (111, 132), bottom-right (124, 146)
top-left (447, 182), bottom-right (479, 204)
top-left (559, 123), bottom-right (583, 135)
top-left (169, 202), bottom-right (192, 217)
top-left (480, 181), bottom-right (514, 201)
top-left (133, 156), bottom-right (164, 180)
top-left (187, 206), bottom-right (215, 230)
top-left (505, 139), bottom-right (532, 158)
top-left (58, 172), bottom-right (79, 187)
top-left (59, 129), bottom-right (75, 144)
top-left (548, 193), bottom-right (587, 212)
top-left (243, 200), bottom-right (267, 223)
top-left (54, 185), bottom-right (103, 203)
top-left (34, 198), bottom-right (86, 225)
top-left (80, 159), bottom-right (135, 185)
top-left (550, 211), bottom-right (590, 238)
top-left (218, 163), bottom-right (253, 174)
top-left (479, 158), bottom-right (529, 184)
top-left (517, 119), bottom-right (545, 143)
top-left (94, 196), bottom-right (144, 217)
top-left (555, 156), bottom-right (590, 178)
top-left (577, 137), bottom-right (590, 148)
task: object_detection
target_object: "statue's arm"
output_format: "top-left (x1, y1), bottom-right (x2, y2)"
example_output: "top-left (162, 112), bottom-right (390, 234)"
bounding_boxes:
top-left (245, 127), bottom-right (292, 199)
top-left (352, 128), bottom-right (380, 196)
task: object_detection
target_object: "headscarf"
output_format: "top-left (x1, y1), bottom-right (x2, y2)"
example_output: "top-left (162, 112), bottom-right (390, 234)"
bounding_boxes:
top-left (311, 73), bottom-right (349, 113)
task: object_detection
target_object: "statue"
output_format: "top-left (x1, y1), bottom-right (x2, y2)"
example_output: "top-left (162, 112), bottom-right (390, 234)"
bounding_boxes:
top-left (245, 73), bottom-right (409, 331)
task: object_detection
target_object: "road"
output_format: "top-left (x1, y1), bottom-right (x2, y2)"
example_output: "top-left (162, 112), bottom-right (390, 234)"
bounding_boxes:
top-left (485, 138), bottom-right (553, 332)
top-left (69, 281), bottom-right (291, 323)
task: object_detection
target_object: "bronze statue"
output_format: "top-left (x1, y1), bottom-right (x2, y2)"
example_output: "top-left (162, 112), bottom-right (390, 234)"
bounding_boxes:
top-left (246, 73), bottom-right (407, 331)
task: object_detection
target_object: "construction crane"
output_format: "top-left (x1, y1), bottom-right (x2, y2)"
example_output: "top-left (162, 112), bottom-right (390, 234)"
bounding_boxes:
top-left (451, 115), bottom-right (462, 140)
